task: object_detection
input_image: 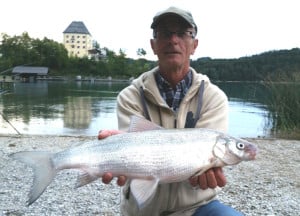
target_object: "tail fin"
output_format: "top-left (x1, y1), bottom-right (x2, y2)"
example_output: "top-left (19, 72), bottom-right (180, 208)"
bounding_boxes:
top-left (10, 151), bottom-right (58, 205)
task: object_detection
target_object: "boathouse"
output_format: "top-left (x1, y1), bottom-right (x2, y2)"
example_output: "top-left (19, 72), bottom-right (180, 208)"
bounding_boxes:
top-left (12, 66), bottom-right (49, 82)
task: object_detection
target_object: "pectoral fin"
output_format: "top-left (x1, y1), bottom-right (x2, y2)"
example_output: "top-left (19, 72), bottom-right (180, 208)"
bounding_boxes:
top-left (130, 178), bottom-right (159, 209)
top-left (75, 171), bottom-right (99, 188)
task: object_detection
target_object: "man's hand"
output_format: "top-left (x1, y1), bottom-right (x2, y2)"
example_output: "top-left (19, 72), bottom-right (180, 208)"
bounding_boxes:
top-left (98, 129), bottom-right (123, 139)
top-left (102, 172), bottom-right (127, 186)
top-left (98, 129), bottom-right (127, 186)
top-left (189, 167), bottom-right (226, 189)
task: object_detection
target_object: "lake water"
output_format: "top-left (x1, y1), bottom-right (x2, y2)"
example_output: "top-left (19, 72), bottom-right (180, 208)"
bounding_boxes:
top-left (0, 81), bottom-right (271, 138)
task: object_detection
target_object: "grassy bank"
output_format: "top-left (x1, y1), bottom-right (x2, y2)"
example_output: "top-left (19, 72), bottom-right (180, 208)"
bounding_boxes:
top-left (264, 81), bottom-right (300, 139)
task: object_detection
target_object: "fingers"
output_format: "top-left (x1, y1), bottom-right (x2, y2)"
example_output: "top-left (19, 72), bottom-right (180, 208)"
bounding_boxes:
top-left (102, 172), bottom-right (113, 184)
top-left (214, 167), bottom-right (226, 187)
top-left (189, 168), bottom-right (227, 190)
top-left (117, 176), bottom-right (127, 186)
top-left (102, 173), bottom-right (127, 186)
top-left (198, 172), bottom-right (209, 189)
top-left (98, 129), bottom-right (123, 139)
top-left (189, 173), bottom-right (209, 189)
top-left (189, 176), bottom-right (198, 187)
top-left (206, 169), bottom-right (218, 188)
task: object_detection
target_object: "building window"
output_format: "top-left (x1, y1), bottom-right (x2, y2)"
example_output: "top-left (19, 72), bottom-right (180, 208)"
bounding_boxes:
top-left (77, 46), bottom-right (80, 49)
top-left (83, 35), bottom-right (86, 38)
top-left (83, 46), bottom-right (86, 49)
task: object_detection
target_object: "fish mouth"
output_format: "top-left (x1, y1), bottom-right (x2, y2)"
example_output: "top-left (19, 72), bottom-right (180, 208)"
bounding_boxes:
top-left (248, 152), bottom-right (256, 160)
top-left (245, 149), bottom-right (257, 160)
top-left (245, 143), bottom-right (258, 160)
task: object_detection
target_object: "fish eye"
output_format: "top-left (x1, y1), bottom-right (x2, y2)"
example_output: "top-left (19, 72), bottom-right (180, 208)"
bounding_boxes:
top-left (236, 142), bottom-right (245, 150)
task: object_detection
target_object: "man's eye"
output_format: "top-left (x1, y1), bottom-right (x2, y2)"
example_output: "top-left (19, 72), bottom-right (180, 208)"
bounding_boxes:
top-left (177, 32), bottom-right (185, 37)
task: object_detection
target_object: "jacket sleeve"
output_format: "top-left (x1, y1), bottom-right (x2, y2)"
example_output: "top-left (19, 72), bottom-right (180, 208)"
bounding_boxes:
top-left (116, 85), bottom-right (144, 131)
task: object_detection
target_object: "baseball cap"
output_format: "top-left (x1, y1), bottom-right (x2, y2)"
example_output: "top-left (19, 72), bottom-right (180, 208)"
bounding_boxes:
top-left (151, 7), bottom-right (197, 33)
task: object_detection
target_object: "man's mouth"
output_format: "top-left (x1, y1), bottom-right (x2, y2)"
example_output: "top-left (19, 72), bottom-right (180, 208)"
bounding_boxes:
top-left (165, 51), bottom-right (180, 55)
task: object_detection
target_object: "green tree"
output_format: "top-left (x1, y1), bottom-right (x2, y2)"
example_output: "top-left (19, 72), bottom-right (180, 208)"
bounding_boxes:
top-left (137, 48), bottom-right (147, 57)
top-left (0, 32), bottom-right (68, 71)
top-left (31, 37), bottom-right (68, 69)
top-left (0, 32), bottom-right (34, 67)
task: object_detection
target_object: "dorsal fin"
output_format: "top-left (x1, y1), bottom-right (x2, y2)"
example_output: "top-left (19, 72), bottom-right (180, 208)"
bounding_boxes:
top-left (128, 115), bottom-right (163, 132)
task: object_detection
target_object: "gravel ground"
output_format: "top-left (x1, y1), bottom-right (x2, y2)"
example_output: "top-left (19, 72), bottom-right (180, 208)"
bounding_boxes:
top-left (0, 135), bottom-right (299, 216)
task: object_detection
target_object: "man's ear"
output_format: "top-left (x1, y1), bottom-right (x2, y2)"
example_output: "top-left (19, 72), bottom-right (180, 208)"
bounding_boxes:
top-left (150, 39), bottom-right (157, 54)
top-left (191, 39), bottom-right (198, 55)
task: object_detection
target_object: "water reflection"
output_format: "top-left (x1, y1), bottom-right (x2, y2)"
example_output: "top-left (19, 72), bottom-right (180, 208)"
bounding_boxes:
top-left (64, 97), bottom-right (92, 129)
top-left (217, 81), bottom-right (268, 103)
top-left (0, 81), bottom-right (271, 138)
top-left (0, 81), bottom-right (127, 135)
top-left (13, 82), bottom-right (48, 96)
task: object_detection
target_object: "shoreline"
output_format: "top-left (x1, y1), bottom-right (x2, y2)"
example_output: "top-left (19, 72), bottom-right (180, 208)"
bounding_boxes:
top-left (0, 135), bottom-right (299, 215)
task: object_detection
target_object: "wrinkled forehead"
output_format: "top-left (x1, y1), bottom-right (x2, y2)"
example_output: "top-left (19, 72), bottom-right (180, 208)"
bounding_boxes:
top-left (155, 15), bottom-right (192, 30)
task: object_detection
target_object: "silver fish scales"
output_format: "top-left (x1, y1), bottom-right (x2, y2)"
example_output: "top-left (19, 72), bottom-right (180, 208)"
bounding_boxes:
top-left (10, 116), bottom-right (257, 207)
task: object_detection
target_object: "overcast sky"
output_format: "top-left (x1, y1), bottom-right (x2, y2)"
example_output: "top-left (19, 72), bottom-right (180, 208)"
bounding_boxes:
top-left (1, 0), bottom-right (299, 60)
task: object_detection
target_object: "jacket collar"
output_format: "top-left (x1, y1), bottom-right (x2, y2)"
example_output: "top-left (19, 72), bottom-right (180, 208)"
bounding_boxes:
top-left (132, 66), bottom-right (208, 107)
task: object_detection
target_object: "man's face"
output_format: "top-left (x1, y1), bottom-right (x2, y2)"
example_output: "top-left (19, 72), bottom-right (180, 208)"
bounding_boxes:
top-left (150, 15), bottom-right (198, 69)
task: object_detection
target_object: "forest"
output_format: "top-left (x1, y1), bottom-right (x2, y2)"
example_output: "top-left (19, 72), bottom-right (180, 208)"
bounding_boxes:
top-left (1, 32), bottom-right (300, 82)
top-left (191, 49), bottom-right (300, 81)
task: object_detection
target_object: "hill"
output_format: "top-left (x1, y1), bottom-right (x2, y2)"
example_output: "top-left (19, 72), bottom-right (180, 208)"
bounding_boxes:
top-left (190, 48), bottom-right (300, 81)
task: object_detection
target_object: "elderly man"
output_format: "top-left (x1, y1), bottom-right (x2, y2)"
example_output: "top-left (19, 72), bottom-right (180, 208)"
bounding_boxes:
top-left (99, 6), bottom-right (243, 216)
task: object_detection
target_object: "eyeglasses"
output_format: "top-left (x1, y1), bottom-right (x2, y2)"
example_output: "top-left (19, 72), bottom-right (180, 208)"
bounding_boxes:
top-left (153, 30), bottom-right (196, 40)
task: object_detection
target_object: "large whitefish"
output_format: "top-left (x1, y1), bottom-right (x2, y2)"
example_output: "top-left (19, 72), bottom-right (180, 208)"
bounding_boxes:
top-left (10, 116), bottom-right (257, 208)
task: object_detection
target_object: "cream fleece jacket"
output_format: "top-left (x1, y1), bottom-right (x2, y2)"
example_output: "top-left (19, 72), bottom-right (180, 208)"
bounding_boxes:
top-left (116, 66), bottom-right (228, 216)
